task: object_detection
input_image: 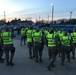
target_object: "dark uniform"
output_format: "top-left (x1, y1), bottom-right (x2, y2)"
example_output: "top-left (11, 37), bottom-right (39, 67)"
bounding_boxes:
top-left (0, 29), bottom-right (4, 63)
top-left (60, 31), bottom-right (71, 66)
top-left (46, 29), bottom-right (57, 71)
top-left (33, 28), bottom-right (44, 62)
top-left (1, 28), bottom-right (15, 66)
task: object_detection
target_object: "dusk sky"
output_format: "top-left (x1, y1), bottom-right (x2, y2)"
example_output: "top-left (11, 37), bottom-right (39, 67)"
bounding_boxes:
top-left (0, 0), bottom-right (76, 21)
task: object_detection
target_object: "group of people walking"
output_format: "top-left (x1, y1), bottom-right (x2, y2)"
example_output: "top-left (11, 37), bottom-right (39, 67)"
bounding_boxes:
top-left (20, 26), bottom-right (76, 71)
top-left (0, 26), bottom-right (76, 71)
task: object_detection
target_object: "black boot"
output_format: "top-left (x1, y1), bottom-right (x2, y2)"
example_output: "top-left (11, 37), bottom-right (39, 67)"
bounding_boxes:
top-left (0, 59), bottom-right (4, 63)
top-left (39, 56), bottom-right (42, 62)
top-left (47, 65), bottom-right (51, 71)
top-left (33, 55), bottom-right (35, 58)
top-left (51, 64), bottom-right (55, 68)
top-left (35, 59), bottom-right (38, 63)
top-left (20, 43), bottom-right (22, 46)
top-left (49, 56), bottom-right (51, 60)
top-left (39, 59), bottom-right (42, 62)
top-left (7, 60), bottom-right (10, 65)
top-left (72, 56), bottom-right (75, 59)
top-left (10, 60), bottom-right (14, 66)
top-left (30, 54), bottom-right (32, 59)
top-left (1, 58), bottom-right (5, 60)
top-left (68, 59), bottom-right (70, 63)
top-left (61, 62), bottom-right (64, 66)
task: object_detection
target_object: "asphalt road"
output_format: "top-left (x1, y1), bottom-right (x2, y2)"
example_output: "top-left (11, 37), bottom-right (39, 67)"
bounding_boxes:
top-left (0, 33), bottom-right (76, 75)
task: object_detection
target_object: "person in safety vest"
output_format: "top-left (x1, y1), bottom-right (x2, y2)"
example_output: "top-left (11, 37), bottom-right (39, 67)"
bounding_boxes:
top-left (26, 26), bottom-right (34, 59)
top-left (57, 29), bottom-right (63, 57)
top-left (33, 27), bottom-right (44, 63)
top-left (20, 27), bottom-right (26, 45)
top-left (71, 28), bottom-right (76, 59)
top-left (44, 28), bottom-right (49, 46)
top-left (0, 29), bottom-right (4, 63)
top-left (60, 31), bottom-right (71, 66)
top-left (1, 27), bottom-right (15, 66)
top-left (46, 29), bottom-right (58, 71)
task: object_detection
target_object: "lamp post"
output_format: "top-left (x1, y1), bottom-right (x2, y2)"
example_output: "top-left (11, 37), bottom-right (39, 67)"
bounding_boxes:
top-left (70, 11), bottom-right (72, 20)
top-left (4, 11), bottom-right (5, 22)
top-left (51, 4), bottom-right (54, 24)
top-left (48, 14), bottom-right (49, 22)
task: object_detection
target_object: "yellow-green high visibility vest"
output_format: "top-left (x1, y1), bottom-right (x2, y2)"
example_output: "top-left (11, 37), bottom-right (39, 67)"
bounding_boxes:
top-left (47, 33), bottom-right (56, 47)
top-left (1, 32), bottom-right (13, 44)
top-left (21, 28), bottom-right (25, 36)
top-left (72, 32), bottom-right (76, 43)
top-left (61, 36), bottom-right (70, 46)
top-left (59, 33), bottom-right (63, 40)
top-left (26, 30), bottom-right (32, 42)
top-left (33, 31), bottom-right (42, 42)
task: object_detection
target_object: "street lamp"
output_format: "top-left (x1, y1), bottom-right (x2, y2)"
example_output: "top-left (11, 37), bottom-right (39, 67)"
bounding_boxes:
top-left (70, 11), bottom-right (72, 20)
top-left (51, 4), bottom-right (55, 24)
top-left (4, 11), bottom-right (5, 22)
top-left (48, 14), bottom-right (49, 22)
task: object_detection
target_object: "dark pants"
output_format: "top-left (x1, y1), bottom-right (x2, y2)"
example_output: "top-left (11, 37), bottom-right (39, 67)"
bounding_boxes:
top-left (27, 42), bottom-right (35, 58)
top-left (34, 42), bottom-right (44, 62)
top-left (61, 45), bottom-right (71, 64)
top-left (20, 36), bottom-right (26, 45)
top-left (48, 46), bottom-right (57, 67)
top-left (72, 44), bottom-right (76, 58)
top-left (0, 45), bottom-right (3, 60)
top-left (3, 44), bottom-right (15, 63)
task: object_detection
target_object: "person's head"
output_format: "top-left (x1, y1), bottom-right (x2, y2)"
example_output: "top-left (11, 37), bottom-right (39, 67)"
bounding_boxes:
top-left (29, 26), bottom-right (33, 30)
top-left (73, 28), bottom-right (76, 32)
top-left (0, 29), bottom-right (2, 32)
top-left (5, 27), bottom-right (9, 32)
top-left (36, 27), bottom-right (39, 32)
top-left (62, 28), bottom-right (66, 32)
top-left (64, 31), bottom-right (68, 36)
top-left (60, 29), bottom-right (62, 33)
top-left (49, 28), bottom-right (54, 34)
